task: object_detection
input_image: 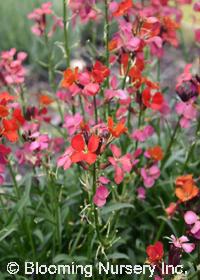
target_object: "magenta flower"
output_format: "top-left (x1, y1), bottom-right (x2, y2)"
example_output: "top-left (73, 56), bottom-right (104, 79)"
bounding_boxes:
top-left (132, 125), bottom-right (154, 142)
top-left (175, 101), bottom-right (197, 128)
top-left (170, 235), bottom-right (195, 253)
top-left (108, 144), bottom-right (132, 184)
top-left (141, 165), bottom-right (160, 188)
top-left (63, 113), bottom-right (83, 135)
top-left (93, 185), bottom-right (109, 207)
top-left (184, 211), bottom-right (200, 239)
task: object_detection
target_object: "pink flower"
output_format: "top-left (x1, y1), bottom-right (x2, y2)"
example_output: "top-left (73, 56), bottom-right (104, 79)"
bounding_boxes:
top-left (63, 113), bottom-right (83, 135)
top-left (29, 134), bottom-right (49, 151)
top-left (99, 176), bottom-right (110, 185)
top-left (28, 2), bottom-right (53, 36)
top-left (132, 125), bottom-right (154, 142)
top-left (108, 144), bottom-right (132, 184)
top-left (0, 48), bottom-right (27, 86)
top-left (57, 147), bottom-right (73, 170)
top-left (194, 1), bottom-right (200, 11)
top-left (176, 64), bottom-right (193, 89)
top-left (137, 187), bottom-right (146, 200)
top-left (0, 164), bottom-right (6, 185)
top-left (83, 83), bottom-right (99, 96)
top-left (175, 101), bottom-right (197, 128)
top-left (141, 165), bottom-right (160, 188)
top-left (195, 28), bottom-right (200, 43)
top-left (93, 185), bottom-right (109, 207)
top-left (170, 235), bottom-right (195, 253)
top-left (184, 211), bottom-right (200, 239)
top-left (69, 0), bottom-right (99, 25)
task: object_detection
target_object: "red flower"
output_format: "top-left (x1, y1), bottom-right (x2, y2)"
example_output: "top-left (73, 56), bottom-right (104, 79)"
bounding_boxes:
top-left (1, 108), bottom-right (24, 142)
top-left (92, 61), bottom-right (110, 84)
top-left (71, 134), bottom-right (100, 165)
top-left (146, 241), bottom-right (164, 263)
top-left (142, 88), bottom-right (164, 110)
top-left (113, 0), bottom-right (133, 17)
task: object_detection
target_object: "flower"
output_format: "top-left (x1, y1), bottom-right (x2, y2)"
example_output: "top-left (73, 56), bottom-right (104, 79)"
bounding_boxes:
top-left (142, 88), bottom-right (164, 111)
top-left (62, 67), bottom-right (79, 88)
top-left (175, 101), bottom-right (197, 128)
top-left (0, 48), bottom-right (27, 86)
top-left (108, 117), bottom-right (127, 138)
top-left (146, 146), bottom-right (164, 161)
top-left (70, 133), bottom-right (100, 165)
top-left (184, 211), bottom-right (200, 239)
top-left (112, 0), bottom-right (133, 17)
top-left (165, 202), bottom-right (177, 218)
top-left (108, 144), bottom-right (132, 184)
top-left (170, 235), bottom-right (195, 253)
top-left (146, 241), bottom-right (164, 263)
top-left (132, 125), bottom-right (154, 142)
top-left (93, 185), bottom-right (109, 207)
top-left (175, 175), bottom-right (199, 202)
top-left (63, 113), bottom-right (83, 135)
top-left (141, 165), bottom-right (160, 188)
top-left (137, 187), bottom-right (146, 200)
top-left (28, 2), bottom-right (53, 37)
top-left (92, 61), bottom-right (110, 84)
top-left (39, 95), bottom-right (54, 106)
top-left (57, 147), bottom-right (73, 170)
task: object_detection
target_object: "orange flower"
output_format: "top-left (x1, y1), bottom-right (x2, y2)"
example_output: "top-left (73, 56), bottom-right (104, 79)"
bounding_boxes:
top-left (108, 39), bottom-right (118, 51)
top-left (62, 67), bottom-right (79, 88)
top-left (113, 0), bottom-right (133, 17)
top-left (175, 175), bottom-right (199, 202)
top-left (147, 145), bottom-right (164, 161)
top-left (0, 105), bottom-right (9, 118)
top-left (39, 94), bottom-right (54, 106)
top-left (108, 117), bottom-right (127, 138)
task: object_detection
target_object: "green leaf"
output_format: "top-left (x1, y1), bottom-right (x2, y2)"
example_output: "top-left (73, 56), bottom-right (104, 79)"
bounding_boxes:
top-left (101, 203), bottom-right (134, 215)
top-left (108, 253), bottom-right (130, 261)
top-left (0, 225), bottom-right (16, 242)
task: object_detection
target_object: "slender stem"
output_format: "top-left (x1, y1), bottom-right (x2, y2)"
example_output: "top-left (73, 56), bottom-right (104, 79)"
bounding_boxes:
top-left (93, 96), bottom-right (98, 125)
top-left (104, 0), bottom-right (109, 73)
top-left (161, 118), bottom-right (180, 170)
top-left (79, 96), bottom-right (85, 120)
top-left (182, 118), bottom-right (200, 172)
top-left (198, 242), bottom-right (200, 280)
top-left (8, 161), bottom-right (20, 200)
top-left (104, 0), bottom-right (110, 116)
top-left (44, 32), bottom-right (64, 122)
top-left (92, 164), bottom-right (106, 247)
top-left (20, 85), bottom-right (26, 116)
top-left (63, 0), bottom-right (70, 68)
top-left (157, 58), bottom-right (161, 83)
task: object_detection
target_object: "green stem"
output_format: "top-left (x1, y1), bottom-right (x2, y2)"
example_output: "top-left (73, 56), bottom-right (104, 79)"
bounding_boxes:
top-left (182, 118), bottom-right (200, 172)
top-left (20, 85), bottom-right (26, 116)
top-left (161, 118), bottom-right (180, 170)
top-left (8, 161), bottom-right (20, 200)
top-left (93, 96), bottom-right (98, 125)
top-left (44, 32), bottom-right (64, 122)
top-left (92, 164), bottom-right (106, 247)
top-left (63, 0), bottom-right (70, 68)
top-left (104, 0), bottom-right (110, 116)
